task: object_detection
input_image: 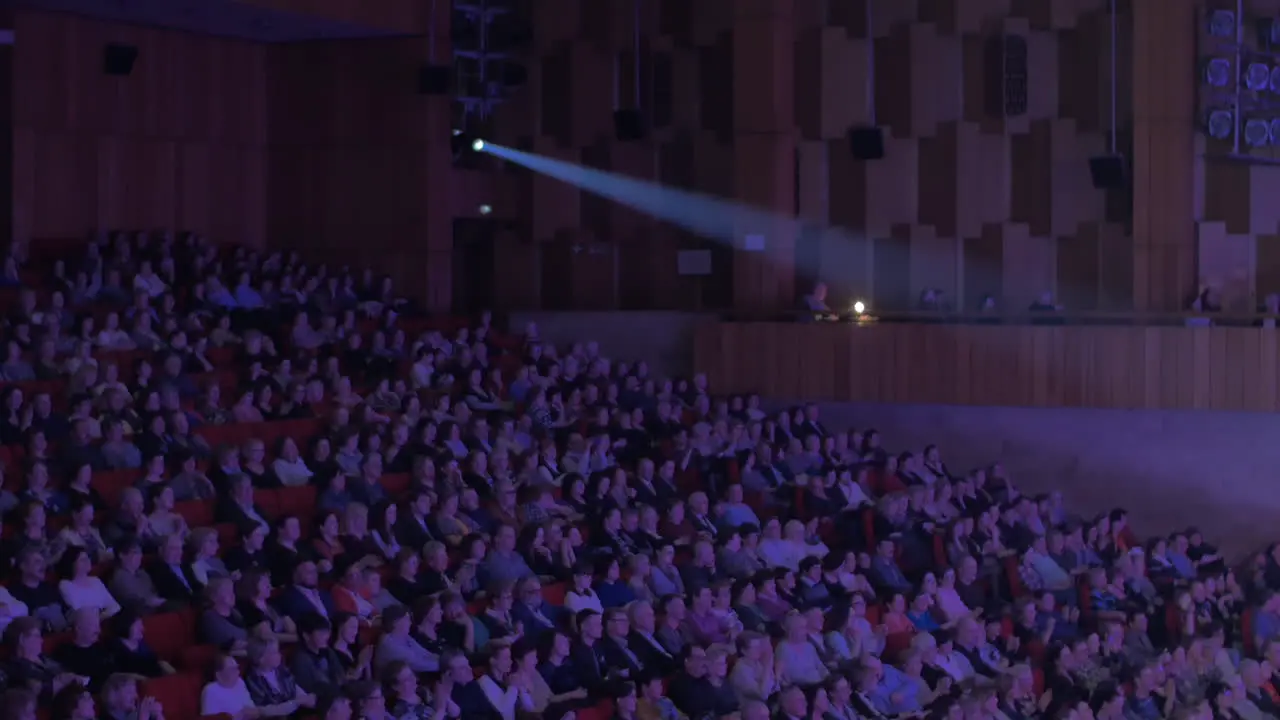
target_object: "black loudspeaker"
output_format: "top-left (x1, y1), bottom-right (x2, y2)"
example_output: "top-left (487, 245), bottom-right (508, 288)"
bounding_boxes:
top-left (1089, 155), bottom-right (1127, 189)
top-left (1259, 18), bottom-right (1280, 48)
top-left (103, 44), bottom-right (138, 76)
top-left (502, 63), bottom-right (527, 87)
top-left (614, 110), bottom-right (647, 141)
top-left (417, 65), bottom-right (452, 95)
top-left (848, 126), bottom-right (885, 160)
top-left (983, 34), bottom-right (1028, 117)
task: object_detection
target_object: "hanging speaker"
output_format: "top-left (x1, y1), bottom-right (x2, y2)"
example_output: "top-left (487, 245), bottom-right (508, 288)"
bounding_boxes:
top-left (848, 126), bottom-right (885, 160)
top-left (103, 44), bottom-right (138, 76)
top-left (417, 65), bottom-right (452, 95)
top-left (1088, 155), bottom-right (1126, 189)
top-left (614, 110), bottom-right (647, 141)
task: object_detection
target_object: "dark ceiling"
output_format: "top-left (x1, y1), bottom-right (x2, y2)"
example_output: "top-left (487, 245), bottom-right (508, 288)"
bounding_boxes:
top-left (13, 0), bottom-right (404, 41)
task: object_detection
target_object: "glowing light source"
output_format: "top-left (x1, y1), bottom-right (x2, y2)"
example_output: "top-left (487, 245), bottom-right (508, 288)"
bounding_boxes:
top-left (471, 140), bottom-right (803, 246)
top-left (472, 139), bottom-right (486, 152)
top-left (1205, 58), bottom-right (1232, 88)
top-left (1246, 118), bottom-right (1271, 146)
top-left (1247, 63), bottom-right (1272, 91)
top-left (1206, 109), bottom-right (1234, 140)
top-left (478, 204), bottom-right (492, 215)
top-left (1209, 10), bottom-right (1236, 38)
top-left (852, 301), bottom-right (866, 314)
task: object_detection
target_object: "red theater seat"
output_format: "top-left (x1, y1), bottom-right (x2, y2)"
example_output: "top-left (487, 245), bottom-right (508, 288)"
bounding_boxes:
top-left (141, 672), bottom-right (202, 720)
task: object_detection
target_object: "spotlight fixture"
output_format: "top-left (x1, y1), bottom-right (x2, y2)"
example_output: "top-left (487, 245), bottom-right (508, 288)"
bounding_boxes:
top-left (1206, 109), bottom-right (1234, 139)
top-left (1209, 9), bottom-right (1236, 38)
top-left (1205, 58), bottom-right (1232, 88)
top-left (1245, 118), bottom-right (1271, 147)
top-left (852, 300), bottom-right (867, 314)
top-left (478, 204), bottom-right (492, 215)
top-left (450, 131), bottom-right (487, 165)
top-left (1247, 63), bottom-right (1271, 91)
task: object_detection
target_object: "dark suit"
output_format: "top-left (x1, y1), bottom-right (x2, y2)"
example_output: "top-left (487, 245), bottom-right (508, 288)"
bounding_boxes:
top-left (689, 513), bottom-right (719, 538)
top-left (216, 499), bottom-right (268, 528)
top-left (628, 631), bottom-right (677, 675)
top-left (394, 514), bottom-right (435, 551)
top-left (273, 585), bottom-right (336, 623)
top-left (569, 640), bottom-right (609, 694)
top-left (451, 681), bottom-right (501, 720)
top-left (149, 561), bottom-right (198, 605)
top-left (601, 635), bottom-right (645, 677)
top-left (512, 600), bottom-right (559, 640)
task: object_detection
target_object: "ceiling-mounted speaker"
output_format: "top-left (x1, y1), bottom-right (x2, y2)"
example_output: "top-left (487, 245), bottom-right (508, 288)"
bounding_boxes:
top-left (103, 43), bottom-right (137, 76)
top-left (502, 63), bottom-right (527, 87)
top-left (417, 65), bottom-right (452, 95)
top-left (1088, 155), bottom-right (1126, 189)
top-left (614, 110), bottom-right (647, 141)
top-left (848, 126), bottom-right (885, 160)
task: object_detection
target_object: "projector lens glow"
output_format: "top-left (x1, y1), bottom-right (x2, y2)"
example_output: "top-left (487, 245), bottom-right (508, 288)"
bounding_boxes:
top-left (853, 301), bottom-right (866, 314)
top-left (472, 140), bottom-right (486, 152)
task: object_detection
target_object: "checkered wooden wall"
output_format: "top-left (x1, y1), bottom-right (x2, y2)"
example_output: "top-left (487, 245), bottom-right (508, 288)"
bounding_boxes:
top-left (490, 0), bottom-right (1136, 313)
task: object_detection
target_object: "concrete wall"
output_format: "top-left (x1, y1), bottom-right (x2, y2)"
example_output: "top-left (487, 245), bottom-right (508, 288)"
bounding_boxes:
top-left (810, 402), bottom-right (1280, 559)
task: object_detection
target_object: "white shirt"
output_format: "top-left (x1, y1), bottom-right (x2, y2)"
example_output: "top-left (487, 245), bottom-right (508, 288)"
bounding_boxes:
top-left (133, 273), bottom-right (167, 298)
top-left (0, 586), bottom-right (30, 634)
top-left (564, 590), bottom-right (603, 615)
top-left (201, 679), bottom-right (255, 715)
top-left (272, 458), bottom-right (313, 487)
top-left (58, 577), bottom-right (121, 617)
top-left (477, 674), bottom-right (533, 720)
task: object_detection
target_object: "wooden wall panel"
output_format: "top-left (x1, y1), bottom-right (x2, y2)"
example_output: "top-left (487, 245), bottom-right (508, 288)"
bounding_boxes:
top-left (498, 0), bottom-right (1126, 312)
top-left (695, 322), bottom-right (1280, 412)
top-left (13, 11), bottom-right (267, 247)
top-left (234, 0), bottom-right (427, 35)
top-left (266, 36), bottom-right (455, 309)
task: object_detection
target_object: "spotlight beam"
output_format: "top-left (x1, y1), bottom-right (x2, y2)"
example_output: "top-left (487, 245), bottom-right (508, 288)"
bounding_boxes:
top-left (475, 141), bottom-right (801, 247)
top-left (473, 141), bottom-right (1046, 319)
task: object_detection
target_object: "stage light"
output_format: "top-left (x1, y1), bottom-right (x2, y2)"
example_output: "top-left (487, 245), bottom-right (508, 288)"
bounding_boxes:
top-left (1205, 58), bottom-right (1232, 87)
top-left (473, 139), bottom-right (486, 152)
top-left (1247, 63), bottom-right (1272, 91)
top-left (478, 204), bottom-right (492, 215)
top-left (452, 129), bottom-right (463, 136)
top-left (1246, 118), bottom-right (1271, 146)
top-left (1209, 10), bottom-right (1236, 38)
top-left (1206, 109), bottom-right (1234, 139)
top-left (852, 300), bottom-right (866, 314)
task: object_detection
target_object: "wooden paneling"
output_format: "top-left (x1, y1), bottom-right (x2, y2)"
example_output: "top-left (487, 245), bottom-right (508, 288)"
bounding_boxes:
top-left (695, 321), bottom-right (1280, 412)
top-left (265, 37), bottom-right (455, 310)
top-left (502, 0), bottom-right (1126, 312)
top-left (234, 0), bottom-right (428, 35)
top-left (1132, 0), bottom-right (1196, 312)
top-left (13, 11), bottom-right (267, 246)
